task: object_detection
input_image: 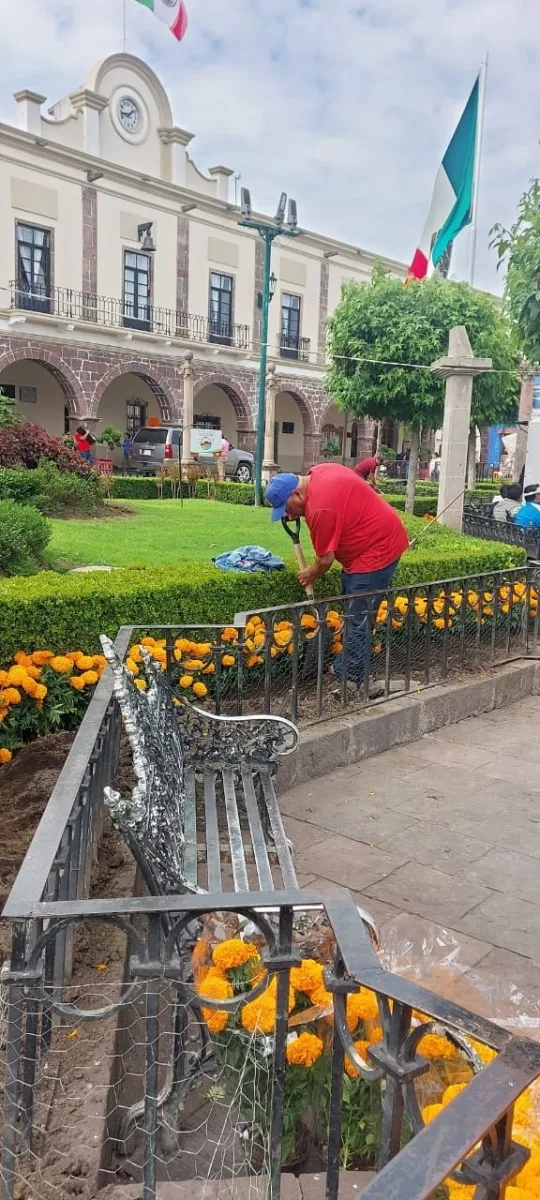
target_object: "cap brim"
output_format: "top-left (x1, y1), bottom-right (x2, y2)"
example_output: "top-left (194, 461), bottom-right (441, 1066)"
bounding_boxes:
top-left (270, 502), bottom-right (287, 522)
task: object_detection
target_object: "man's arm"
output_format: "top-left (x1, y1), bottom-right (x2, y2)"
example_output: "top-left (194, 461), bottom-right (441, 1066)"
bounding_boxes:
top-left (298, 552), bottom-right (335, 587)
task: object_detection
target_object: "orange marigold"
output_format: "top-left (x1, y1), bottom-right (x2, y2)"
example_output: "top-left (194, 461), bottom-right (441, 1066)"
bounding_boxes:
top-left (346, 987), bottom-right (379, 1030)
top-left (212, 939), bottom-right (259, 972)
top-left (180, 675), bottom-right (194, 689)
top-left (7, 666), bottom-right (28, 685)
top-left (76, 655), bottom-right (95, 671)
top-left (193, 682), bottom-right (208, 698)
top-left (70, 677), bottom-right (86, 692)
top-left (0, 748), bottom-right (13, 764)
top-left (290, 958), bottom-right (324, 996)
top-left (0, 672), bottom-right (7, 686)
top-left (50, 656), bottom-right (73, 675)
top-left (31, 651), bottom-right (54, 666)
top-left (344, 1040), bottom-right (370, 1078)
top-left (221, 654), bottom-right (236, 668)
top-left (418, 1032), bottom-right (458, 1061)
top-left (241, 993), bottom-right (276, 1034)
top-left (197, 974), bottom-right (233, 1035)
top-left (21, 677), bottom-right (38, 697)
top-left (80, 670), bottom-right (99, 686)
top-left (422, 1103), bottom-right (444, 1125)
top-left (286, 1032), bottom-right (324, 1068)
top-left (1, 688), bottom-right (21, 706)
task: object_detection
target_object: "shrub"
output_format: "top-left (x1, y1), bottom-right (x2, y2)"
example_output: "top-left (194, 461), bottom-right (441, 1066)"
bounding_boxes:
top-left (0, 500), bottom-right (51, 576)
top-left (0, 423), bottom-right (94, 477)
top-left (0, 468), bottom-right (47, 508)
top-left (384, 495), bottom-right (437, 517)
top-left (0, 464), bottom-right (104, 515)
top-left (0, 525), bottom-right (526, 658)
top-left (195, 479), bottom-right (256, 505)
top-left (110, 476), bottom-right (258, 504)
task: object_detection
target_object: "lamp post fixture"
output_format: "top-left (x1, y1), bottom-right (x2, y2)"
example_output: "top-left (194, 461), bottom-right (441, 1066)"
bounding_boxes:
top-left (239, 190), bottom-right (300, 505)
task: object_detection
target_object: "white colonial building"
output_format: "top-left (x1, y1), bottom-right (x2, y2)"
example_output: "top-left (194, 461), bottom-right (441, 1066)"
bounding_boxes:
top-left (0, 53), bottom-right (408, 472)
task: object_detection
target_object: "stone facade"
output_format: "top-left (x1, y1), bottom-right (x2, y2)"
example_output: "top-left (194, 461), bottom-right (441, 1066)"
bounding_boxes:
top-left (176, 215), bottom-right (189, 315)
top-left (317, 258), bottom-right (329, 362)
top-left (82, 186), bottom-right (97, 297)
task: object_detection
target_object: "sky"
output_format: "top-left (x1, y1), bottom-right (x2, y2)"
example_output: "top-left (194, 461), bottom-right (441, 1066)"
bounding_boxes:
top-left (0, 0), bottom-right (538, 294)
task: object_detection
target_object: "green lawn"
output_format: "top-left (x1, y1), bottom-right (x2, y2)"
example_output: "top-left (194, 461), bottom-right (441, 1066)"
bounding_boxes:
top-left (47, 499), bottom-right (318, 568)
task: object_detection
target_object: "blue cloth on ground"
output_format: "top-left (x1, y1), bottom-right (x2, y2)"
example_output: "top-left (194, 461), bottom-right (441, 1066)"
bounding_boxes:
top-left (213, 545), bottom-right (286, 573)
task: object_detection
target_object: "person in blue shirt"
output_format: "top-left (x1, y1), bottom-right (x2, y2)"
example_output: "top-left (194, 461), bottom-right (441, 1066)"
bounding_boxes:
top-left (514, 483), bottom-right (540, 529)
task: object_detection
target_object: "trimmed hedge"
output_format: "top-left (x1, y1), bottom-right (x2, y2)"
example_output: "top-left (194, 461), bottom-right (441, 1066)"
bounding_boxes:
top-left (0, 526), bottom-right (526, 659)
top-left (384, 495), bottom-right (437, 517)
top-left (110, 475), bottom-right (257, 504)
top-left (0, 500), bottom-right (51, 575)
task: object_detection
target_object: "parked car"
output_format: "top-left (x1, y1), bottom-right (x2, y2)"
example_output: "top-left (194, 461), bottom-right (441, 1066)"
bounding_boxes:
top-left (130, 427), bottom-right (254, 482)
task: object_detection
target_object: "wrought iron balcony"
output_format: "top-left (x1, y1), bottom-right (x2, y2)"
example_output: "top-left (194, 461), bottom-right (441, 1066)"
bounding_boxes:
top-left (9, 283), bottom-right (251, 351)
top-left (278, 331), bottom-right (311, 361)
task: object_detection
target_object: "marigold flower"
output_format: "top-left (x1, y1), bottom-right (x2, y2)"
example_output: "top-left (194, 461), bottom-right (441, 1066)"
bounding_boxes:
top-left (346, 988), bottom-right (379, 1030)
top-left (368, 1025), bottom-right (382, 1045)
top-left (77, 655), bottom-right (96, 671)
top-left (241, 992), bottom-right (276, 1034)
top-left (244, 637), bottom-right (256, 652)
top-left (311, 984), bottom-right (333, 1010)
top-left (286, 1032), bottom-right (323, 1068)
top-left (24, 664), bottom-right (41, 680)
top-left (50, 656), bottom-right (73, 674)
top-left (80, 670), bottom-right (99, 686)
top-left (126, 658), bottom-right (139, 675)
top-left (331, 640), bottom-right (343, 655)
top-left (151, 646), bottom-right (167, 663)
top-left (344, 1040), bottom-right (370, 1078)
top-left (373, 642), bottom-right (383, 654)
top-left (180, 675), bottom-right (194, 688)
top-left (0, 708), bottom-right (8, 722)
top-left (433, 617), bottom-right (452, 630)
top-left (202, 663), bottom-right (216, 675)
top-left (213, 939), bottom-right (259, 972)
top-left (253, 631), bottom-right (266, 649)
top-left (202, 1007), bottom-right (229, 1034)
top-left (183, 659), bottom-right (204, 671)
top-left (394, 595), bottom-right (409, 615)
top-left (13, 651), bottom-right (30, 665)
top-left (7, 666), bottom-right (27, 685)
top-left (442, 1084), bottom-right (466, 1106)
top-left (0, 672), bottom-right (7, 686)
top-left (140, 637), bottom-right (156, 647)
top-left (301, 614), bottom-right (318, 630)
top-left (134, 678), bottom-right (147, 691)
top-left (221, 654), bottom-right (236, 668)
top-left (245, 654), bottom-right (264, 667)
top-left (1, 688), bottom-right (21, 706)
top-left (516, 1154), bottom-right (540, 1187)
top-left (221, 627), bottom-right (239, 643)
top-left (22, 677), bottom-right (38, 697)
top-left (290, 959), bottom-right (324, 996)
top-left (468, 1038), bottom-right (496, 1064)
top-left (270, 646), bottom-right (279, 658)
top-left (31, 651), bottom-right (54, 666)
top-left (414, 597), bottom-right (427, 617)
top-left (0, 748), bottom-right (12, 765)
top-left (376, 601), bottom-right (388, 624)
top-left (192, 681), bottom-right (207, 698)
top-left (422, 1103), bottom-right (444, 1125)
top-left (417, 1032), bottom-right (458, 1060)
top-left (274, 630), bottom-right (293, 647)
top-left (92, 654), bottom-right (107, 669)
top-left (197, 974), bottom-right (233, 1035)
top-left (70, 677), bottom-right (86, 692)
top-left (66, 652), bottom-right (82, 664)
top-left (194, 642), bottom-right (213, 658)
top-left (443, 1183), bottom-right (476, 1200)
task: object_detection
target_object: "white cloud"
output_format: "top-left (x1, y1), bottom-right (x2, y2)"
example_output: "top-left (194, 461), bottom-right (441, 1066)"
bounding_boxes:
top-left (1, 0), bottom-right (539, 292)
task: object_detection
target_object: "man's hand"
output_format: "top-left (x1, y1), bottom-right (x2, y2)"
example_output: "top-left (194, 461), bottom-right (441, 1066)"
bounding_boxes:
top-left (297, 552), bottom-right (335, 589)
top-left (298, 564), bottom-right (319, 588)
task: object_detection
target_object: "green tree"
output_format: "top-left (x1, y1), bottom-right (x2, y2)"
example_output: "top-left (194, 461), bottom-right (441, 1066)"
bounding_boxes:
top-left (97, 424), bottom-right (122, 460)
top-left (325, 270), bottom-right (519, 511)
top-left (0, 388), bottom-right (20, 429)
top-left (490, 179), bottom-right (540, 362)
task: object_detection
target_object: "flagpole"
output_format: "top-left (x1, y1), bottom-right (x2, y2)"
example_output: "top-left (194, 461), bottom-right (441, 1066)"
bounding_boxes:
top-left (122, 0), bottom-right (127, 51)
top-left (468, 52), bottom-right (489, 286)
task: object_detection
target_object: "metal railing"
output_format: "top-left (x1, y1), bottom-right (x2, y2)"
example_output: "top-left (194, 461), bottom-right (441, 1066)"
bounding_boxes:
top-left (278, 332), bottom-right (311, 361)
top-left (9, 283), bottom-right (251, 351)
top-left (2, 623), bottom-right (540, 1198)
top-left (462, 507), bottom-right (540, 560)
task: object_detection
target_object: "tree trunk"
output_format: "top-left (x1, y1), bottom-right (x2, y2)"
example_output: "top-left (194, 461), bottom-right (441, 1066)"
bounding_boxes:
top-left (341, 412), bottom-right (349, 463)
top-left (467, 428), bottom-right (477, 491)
top-left (405, 427), bottom-right (420, 514)
top-left (376, 421), bottom-right (384, 452)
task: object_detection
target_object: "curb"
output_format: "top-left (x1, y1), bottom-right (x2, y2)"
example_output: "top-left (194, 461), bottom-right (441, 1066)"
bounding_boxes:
top-left (276, 658), bottom-right (540, 794)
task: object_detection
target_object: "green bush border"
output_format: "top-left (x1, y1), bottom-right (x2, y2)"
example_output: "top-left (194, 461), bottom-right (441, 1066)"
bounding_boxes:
top-left (0, 533), bottom-right (526, 659)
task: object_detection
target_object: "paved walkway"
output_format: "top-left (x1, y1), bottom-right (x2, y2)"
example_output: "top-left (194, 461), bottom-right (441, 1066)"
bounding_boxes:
top-left (282, 694), bottom-right (540, 1000)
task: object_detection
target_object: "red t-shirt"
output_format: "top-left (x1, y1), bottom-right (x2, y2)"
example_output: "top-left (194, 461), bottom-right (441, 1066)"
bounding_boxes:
top-left (354, 456), bottom-right (378, 479)
top-left (305, 463), bottom-right (409, 574)
top-left (74, 432), bottom-right (91, 453)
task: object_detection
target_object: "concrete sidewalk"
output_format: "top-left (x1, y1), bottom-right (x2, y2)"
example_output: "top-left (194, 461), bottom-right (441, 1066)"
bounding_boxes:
top-left (283, 693), bottom-right (540, 996)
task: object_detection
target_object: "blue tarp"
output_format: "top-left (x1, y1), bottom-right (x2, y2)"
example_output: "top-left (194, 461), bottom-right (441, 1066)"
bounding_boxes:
top-left (213, 545), bottom-right (286, 574)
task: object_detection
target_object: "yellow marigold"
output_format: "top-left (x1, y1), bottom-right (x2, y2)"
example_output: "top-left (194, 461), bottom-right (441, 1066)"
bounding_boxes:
top-left (140, 636), bottom-right (156, 647)
top-left (450, 591), bottom-right (463, 609)
top-left (0, 748), bottom-right (12, 765)
top-left (373, 641), bottom-right (383, 654)
top-left (270, 646), bottom-right (280, 658)
top-left (241, 992), bottom-right (276, 1034)
top-left (1, 688), bottom-right (21, 706)
top-left (193, 681), bottom-right (208, 698)
top-left (0, 708), bottom-right (8, 722)
top-left (183, 658), bottom-right (204, 671)
top-left (331, 640), bottom-right (343, 655)
top-left (0, 671), bottom-right (7, 686)
top-left (195, 642), bottom-right (213, 658)
top-left (326, 611), bottom-right (343, 633)
top-left (414, 597), bottom-right (427, 617)
top-left (245, 654), bottom-right (264, 667)
top-left (369, 1025), bottom-right (382, 1045)
top-left (70, 677), bottom-right (86, 692)
top-left (422, 1103), bottom-right (444, 1125)
top-left (433, 617), bottom-right (452, 631)
top-left (290, 958), bottom-right (324, 996)
top-left (346, 987), bottom-right (379, 1030)
top-left (66, 651), bottom-right (82, 664)
top-left (222, 654), bottom-right (236, 668)
top-left (13, 651), bottom-right (30, 665)
top-left (516, 1156), bottom-right (540, 1187)
top-left (180, 675), bottom-right (194, 689)
top-left (301, 614), bottom-right (318, 630)
top-left (197, 974), bottom-right (233, 1035)
top-left (221, 627), bottom-right (239, 643)
top-left (50, 656), bottom-right (73, 674)
top-left (31, 651), bottom-right (54, 666)
top-left (468, 1038), bottom-right (496, 1064)
top-left (506, 1189), bottom-right (539, 1200)
top-left (274, 630), bottom-right (293, 647)
top-left (7, 666), bottom-right (28, 685)
top-left (134, 678), bottom-right (147, 691)
top-left (213, 939), bottom-right (259, 972)
top-left (77, 655), bottom-right (96, 671)
top-left (202, 663), bottom-right (216, 675)
top-left (80, 670), bottom-right (99, 686)
top-left (286, 1032), bottom-right (323, 1068)
top-left (24, 664), bottom-right (41, 680)
top-left (442, 1083), bottom-right (466, 1106)
top-left (202, 1006), bottom-right (229, 1034)
top-left (311, 984), bottom-right (333, 1010)
top-left (21, 676), bottom-right (38, 697)
top-left (418, 1033), bottom-right (458, 1061)
top-left (344, 1040), bottom-right (370, 1078)
top-left (92, 654), bottom-right (107, 669)
top-left (394, 595), bottom-right (409, 615)
top-left (126, 658), bottom-right (139, 675)
top-left (253, 631), bottom-right (266, 649)
top-left (444, 1182), bottom-right (475, 1200)
top-left (151, 646), bottom-right (167, 663)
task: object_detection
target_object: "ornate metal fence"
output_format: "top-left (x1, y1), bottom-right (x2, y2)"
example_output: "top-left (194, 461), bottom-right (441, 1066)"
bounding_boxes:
top-left (462, 508), bottom-right (540, 560)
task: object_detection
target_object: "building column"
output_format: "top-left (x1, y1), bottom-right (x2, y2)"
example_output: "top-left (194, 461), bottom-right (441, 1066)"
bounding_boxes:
top-left (432, 326), bottom-right (492, 530)
top-left (303, 432), bottom-right (321, 471)
top-left (262, 364), bottom-right (278, 481)
top-left (317, 258), bottom-right (329, 364)
top-left (176, 214), bottom-right (189, 316)
top-left (181, 351), bottom-right (194, 466)
top-left (514, 370), bottom-right (535, 484)
top-left (82, 186), bottom-right (97, 319)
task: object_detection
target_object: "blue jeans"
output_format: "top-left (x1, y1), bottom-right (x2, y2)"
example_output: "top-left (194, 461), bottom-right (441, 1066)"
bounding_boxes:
top-left (333, 559), bottom-right (401, 686)
top-left (80, 450), bottom-right (94, 464)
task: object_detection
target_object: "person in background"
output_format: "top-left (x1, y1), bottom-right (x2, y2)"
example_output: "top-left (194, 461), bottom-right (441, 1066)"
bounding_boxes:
top-left (74, 425), bottom-right (94, 464)
top-left (514, 483), bottom-right (540, 530)
top-left (429, 451), bottom-right (441, 482)
top-left (123, 432), bottom-right (132, 473)
top-left (492, 483), bottom-right (521, 523)
top-left (218, 434), bottom-right (230, 481)
top-left (353, 451), bottom-right (383, 487)
top-left (265, 464), bottom-right (409, 690)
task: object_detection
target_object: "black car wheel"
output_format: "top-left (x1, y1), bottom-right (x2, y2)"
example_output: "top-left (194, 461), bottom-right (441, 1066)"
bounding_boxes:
top-left (235, 463), bottom-right (252, 483)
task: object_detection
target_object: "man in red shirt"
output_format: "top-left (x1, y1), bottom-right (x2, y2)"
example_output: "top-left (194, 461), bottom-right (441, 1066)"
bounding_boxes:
top-left (265, 464), bottom-right (408, 686)
top-left (354, 451), bottom-right (383, 484)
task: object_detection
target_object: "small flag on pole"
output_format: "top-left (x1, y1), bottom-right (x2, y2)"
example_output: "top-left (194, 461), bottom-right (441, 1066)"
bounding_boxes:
top-left (408, 77), bottom-right (479, 280)
top-left (135, 0), bottom-right (188, 41)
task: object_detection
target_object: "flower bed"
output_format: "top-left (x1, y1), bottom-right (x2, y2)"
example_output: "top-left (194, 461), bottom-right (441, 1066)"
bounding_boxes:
top-left (192, 932), bottom-right (540, 1192)
top-left (0, 650), bottom-right (107, 760)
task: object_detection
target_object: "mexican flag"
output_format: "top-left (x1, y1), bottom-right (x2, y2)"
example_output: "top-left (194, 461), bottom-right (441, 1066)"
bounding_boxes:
top-left (135, 0), bottom-right (188, 41)
top-left (408, 77), bottom-right (479, 280)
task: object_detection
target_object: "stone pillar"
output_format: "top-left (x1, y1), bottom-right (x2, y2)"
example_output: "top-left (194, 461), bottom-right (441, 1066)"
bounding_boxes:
top-left (514, 370), bottom-right (535, 484)
top-left (262, 364), bottom-right (278, 482)
top-left (303, 433), bottom-right (322, 471)
top-left (181, 351), bottom-right (194, 466)
top-left (432, 326), bottom-right (492, 530)
top-left (317, 258), bottom-right (329, 364)
top-left (82, 186), bottom-right (97, 318)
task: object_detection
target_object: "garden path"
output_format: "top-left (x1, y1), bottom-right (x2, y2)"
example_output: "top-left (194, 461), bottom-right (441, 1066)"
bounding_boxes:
top-left (283, 695), bottom-right (540, 1007)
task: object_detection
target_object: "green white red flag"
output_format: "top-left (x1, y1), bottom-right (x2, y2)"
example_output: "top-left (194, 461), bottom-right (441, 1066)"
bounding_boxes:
top-left (135, 0), bottom-right (188, 41)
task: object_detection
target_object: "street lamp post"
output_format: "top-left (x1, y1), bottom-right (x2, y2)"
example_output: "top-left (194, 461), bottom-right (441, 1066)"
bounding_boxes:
top-left (239, 190), bottom-right (300, 505)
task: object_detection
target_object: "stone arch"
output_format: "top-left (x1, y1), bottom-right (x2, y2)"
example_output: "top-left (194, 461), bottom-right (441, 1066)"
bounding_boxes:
top-left (0, 348), bottom-right (84, 414)
top-left (193, 373), bottom-right (251, 431)
top-left (275, 385), bottom-right (316, 436)
top-left (91, 361), bottom-right (176, 422)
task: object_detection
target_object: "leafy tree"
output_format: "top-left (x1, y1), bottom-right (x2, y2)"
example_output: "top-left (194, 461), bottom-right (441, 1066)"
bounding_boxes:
top-left (490, 179), bottom-right (540, 362)
top-left (325, 270), bottom-right (519, 510)
top-left (0, 388), bottom-right (20, 429)
top-left (97, 424), bottom-right (122, 459)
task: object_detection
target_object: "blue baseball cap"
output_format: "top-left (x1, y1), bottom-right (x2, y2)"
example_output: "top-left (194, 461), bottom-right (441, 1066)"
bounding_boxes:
top-left (265, 473), bottom-right (299, 521)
